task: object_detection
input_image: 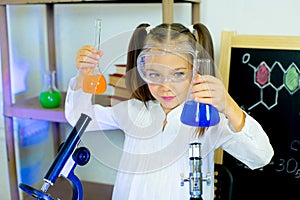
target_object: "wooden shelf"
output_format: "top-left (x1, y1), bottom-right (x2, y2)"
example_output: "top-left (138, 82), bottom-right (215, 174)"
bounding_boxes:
top-left (0, 0), bottom-right (200, 5)
top-left (0, 1), bottom-right (200, 199)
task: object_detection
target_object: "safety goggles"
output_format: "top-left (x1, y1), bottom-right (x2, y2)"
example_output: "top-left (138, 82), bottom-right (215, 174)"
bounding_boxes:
top-left (137, 44), bottom-right (196, 84)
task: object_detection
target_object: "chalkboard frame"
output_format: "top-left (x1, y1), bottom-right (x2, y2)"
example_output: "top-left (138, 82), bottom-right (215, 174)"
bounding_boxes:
top-left (219, 31), bottom-right (300, 89)
top-left (217, 31), bottom-right (300, 199)
top-left (215, 32), bottom-right (300, 163)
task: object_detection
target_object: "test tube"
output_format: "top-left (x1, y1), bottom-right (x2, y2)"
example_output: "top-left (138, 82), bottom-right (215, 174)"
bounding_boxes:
top-left (82, 18), bottom-right (107, 94)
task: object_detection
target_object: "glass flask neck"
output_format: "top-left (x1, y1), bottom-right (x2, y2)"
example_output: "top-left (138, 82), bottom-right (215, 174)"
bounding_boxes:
top-left (44, 71), bottom-right (58, 91)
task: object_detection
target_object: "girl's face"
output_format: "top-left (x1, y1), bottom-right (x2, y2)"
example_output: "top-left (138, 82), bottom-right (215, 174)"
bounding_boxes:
top-left (146, 53), bottom-right (192, 114)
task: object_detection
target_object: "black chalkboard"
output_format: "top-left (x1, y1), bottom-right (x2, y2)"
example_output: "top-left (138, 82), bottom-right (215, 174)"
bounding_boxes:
top-left (222, 46), bottom-right (300, 199)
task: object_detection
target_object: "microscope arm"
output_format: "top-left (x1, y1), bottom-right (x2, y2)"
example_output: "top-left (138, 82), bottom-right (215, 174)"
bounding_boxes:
top-left (42, 113), bottom-right (92, 191)
top-left (19, 113), bottom-right (92, 200)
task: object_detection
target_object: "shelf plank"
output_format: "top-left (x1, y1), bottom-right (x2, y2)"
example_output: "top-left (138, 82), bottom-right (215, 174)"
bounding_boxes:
top-left (4, 93), bottom-right (112, 123)
top-left (6, 93), bottom-right (67, 123)
top-left (0, 0), bottom-right (200, 5)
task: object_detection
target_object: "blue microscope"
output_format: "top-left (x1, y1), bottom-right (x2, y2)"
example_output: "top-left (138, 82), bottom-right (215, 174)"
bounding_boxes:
top-left (19, 113), bottom-right (92, 200)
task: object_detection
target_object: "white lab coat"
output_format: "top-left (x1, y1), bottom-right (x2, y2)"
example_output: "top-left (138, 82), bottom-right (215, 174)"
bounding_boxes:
top-left (65, 77), bottom-right (274, 200)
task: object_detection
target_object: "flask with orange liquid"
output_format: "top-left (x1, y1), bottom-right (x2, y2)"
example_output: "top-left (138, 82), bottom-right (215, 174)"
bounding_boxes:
top-left (82, 18), bottom-right (107, 94)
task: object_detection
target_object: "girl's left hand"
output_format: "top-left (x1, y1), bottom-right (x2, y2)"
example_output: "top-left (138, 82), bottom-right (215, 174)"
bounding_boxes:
top-left (190, 74), bottom-right (229, 114)
top-left (191, 74), bottom-right (246, 131)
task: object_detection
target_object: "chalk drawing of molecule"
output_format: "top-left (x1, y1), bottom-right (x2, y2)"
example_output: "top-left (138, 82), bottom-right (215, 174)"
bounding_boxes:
top-left (242, 53), bottom-right (300, 110)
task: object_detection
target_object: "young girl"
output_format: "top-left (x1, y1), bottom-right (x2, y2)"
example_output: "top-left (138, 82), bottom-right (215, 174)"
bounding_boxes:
top-left (65, 23), bottom-right (274, 200)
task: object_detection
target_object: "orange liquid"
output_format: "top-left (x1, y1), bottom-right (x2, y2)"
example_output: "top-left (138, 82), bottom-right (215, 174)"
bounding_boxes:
top-left (82, 74), bottom-right (107, 94)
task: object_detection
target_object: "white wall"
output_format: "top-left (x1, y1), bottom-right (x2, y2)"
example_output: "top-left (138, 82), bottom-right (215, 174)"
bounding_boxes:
top-left (1, 0), bottom-right (300, 199)
top-left (202, 0), bottom-right (300, 64)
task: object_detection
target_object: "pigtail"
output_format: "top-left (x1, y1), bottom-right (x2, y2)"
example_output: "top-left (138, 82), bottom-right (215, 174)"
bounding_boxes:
top-left (192, 23), bottom-right (214, 59)
top-left (125, 23), bottom-right (156, 104)
top-left (193, 23), bottom-right (217, 77)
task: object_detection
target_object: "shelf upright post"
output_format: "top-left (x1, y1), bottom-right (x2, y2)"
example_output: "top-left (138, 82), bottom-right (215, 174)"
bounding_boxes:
top-left (192, 1), bottom-right (200, 24)
top-left (162, 0), bottom-right (174, 23)
top-left (162, 0), bottom-right (201, 24)
top-left (0, 5), bottom-right (20, 200)
top-left (46, 3), bottom-right (61, 152)
top-left (46, 3), bottom-right (56, 73)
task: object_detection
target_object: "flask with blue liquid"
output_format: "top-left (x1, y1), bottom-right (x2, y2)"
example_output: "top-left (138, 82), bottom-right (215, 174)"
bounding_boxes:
top-left (180, 59), bottom-right (220, 127)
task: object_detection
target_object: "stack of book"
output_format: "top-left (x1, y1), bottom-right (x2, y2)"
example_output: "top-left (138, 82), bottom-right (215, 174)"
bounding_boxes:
top-left (108, 64), bottom-right (131, 104)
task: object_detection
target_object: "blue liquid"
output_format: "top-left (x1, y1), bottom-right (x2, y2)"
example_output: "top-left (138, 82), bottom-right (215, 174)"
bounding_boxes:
top-left (180, 100), bottom-right (220, 127)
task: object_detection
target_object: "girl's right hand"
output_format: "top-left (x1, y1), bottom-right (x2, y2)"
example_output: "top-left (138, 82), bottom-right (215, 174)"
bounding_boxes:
top-left (74, 45), bottom-right (103, 89)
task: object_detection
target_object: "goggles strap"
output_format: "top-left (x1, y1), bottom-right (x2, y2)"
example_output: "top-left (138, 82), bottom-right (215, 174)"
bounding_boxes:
top-left (188, 25), bottom-right (194, 34)
top-left (145, 26), bottom-right (154, 34)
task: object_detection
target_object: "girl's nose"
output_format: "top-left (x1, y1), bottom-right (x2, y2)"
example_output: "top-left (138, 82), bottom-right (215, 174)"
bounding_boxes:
top-left (160, 82), bottom-right (173, 92)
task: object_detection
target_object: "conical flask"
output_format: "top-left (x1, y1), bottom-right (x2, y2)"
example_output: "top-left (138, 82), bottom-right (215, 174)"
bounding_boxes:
top-left (82, 18), bottom-right (107, 94)
top-left (180, 59), bottom-right (220, 127)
